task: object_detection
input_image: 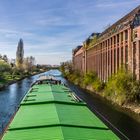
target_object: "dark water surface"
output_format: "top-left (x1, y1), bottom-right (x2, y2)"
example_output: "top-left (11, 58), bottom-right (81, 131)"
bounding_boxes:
top-left (0, 70), bottom-right (140, 140)
top-left (67, 82), bottom-right (140, 140)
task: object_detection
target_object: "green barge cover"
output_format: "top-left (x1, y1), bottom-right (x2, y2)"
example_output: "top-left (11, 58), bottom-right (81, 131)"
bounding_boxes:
top-left (3, 84), bottom-right (119, 140)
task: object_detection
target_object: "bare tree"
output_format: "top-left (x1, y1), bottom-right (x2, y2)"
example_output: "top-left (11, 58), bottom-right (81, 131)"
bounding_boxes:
top-left (23, 56), bottom-right (36, 72)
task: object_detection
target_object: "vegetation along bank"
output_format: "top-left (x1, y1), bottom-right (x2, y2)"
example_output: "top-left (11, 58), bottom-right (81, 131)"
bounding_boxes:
top-left (60, 61), bottom-right (140, 122)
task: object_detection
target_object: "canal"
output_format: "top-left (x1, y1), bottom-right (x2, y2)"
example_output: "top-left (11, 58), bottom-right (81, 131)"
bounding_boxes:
top-left (0, 73), bottom-right (44, 135)
top-left (67, 82), bottom-right (140, 140)
top-left (0, 70), bottom-right (140, 140)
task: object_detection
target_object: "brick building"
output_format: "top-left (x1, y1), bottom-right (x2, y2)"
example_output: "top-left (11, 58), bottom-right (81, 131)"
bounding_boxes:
top-left (73, 5), bottom-right (140, 81)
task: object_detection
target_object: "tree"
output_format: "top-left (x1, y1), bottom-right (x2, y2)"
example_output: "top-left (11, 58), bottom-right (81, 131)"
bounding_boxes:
top-left (16, 39), bottom-right (24, 70)
top-left (23, 56), bottom-right (35, 72)
top-left (23, 57), bottom-right (30, 72)
top-left (0, 60), bottom-right (11, 72)
top-left (29, 56), bottom-right (35, 67)
top-left (2, 55), bottom-right (8, 62)
top-left (60, 60), bottom-right (73, 75)
top-left (0, 54), bottom-right (2, 59)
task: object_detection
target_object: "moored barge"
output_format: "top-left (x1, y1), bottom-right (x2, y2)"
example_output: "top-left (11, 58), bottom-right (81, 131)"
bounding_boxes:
top-left (2, 76), bottom-right (119, 139)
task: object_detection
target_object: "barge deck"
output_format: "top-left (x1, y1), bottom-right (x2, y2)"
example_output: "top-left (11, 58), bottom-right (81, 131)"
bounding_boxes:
top-left (2, 79), bottom-right (119, 139)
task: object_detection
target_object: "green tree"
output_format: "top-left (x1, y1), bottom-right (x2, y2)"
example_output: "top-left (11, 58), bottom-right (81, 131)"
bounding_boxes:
top-left (0, 60), bottom-right (11, 72)
top-left (16, 39), bottom-right (24, 70)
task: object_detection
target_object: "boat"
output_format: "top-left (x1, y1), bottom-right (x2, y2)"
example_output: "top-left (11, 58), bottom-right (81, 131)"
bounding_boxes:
top-left (49, 69), bottom-right (62, 77)
top-left (2, 75), bottom-right (119, 139)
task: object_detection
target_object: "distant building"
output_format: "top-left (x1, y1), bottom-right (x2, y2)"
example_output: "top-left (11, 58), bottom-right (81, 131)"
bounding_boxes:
top-left (72, 45), bottom-right (84, 73)
top-left (73, 5), bottom-right (140, 81)
top-left (16, 39), bottom-right (24, 69)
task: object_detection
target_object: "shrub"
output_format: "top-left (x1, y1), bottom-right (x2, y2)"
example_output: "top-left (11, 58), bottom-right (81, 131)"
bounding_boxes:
top-left (83, 72), bottom-right (97, 86)
top-left (104, 68), bottom-right (140, 104)
top-left (93, 79), bottom-right (106, 92)
top-left (83, 71), bottom-right (105, 92)
top-left (0, 60), bottom-right (11, 72)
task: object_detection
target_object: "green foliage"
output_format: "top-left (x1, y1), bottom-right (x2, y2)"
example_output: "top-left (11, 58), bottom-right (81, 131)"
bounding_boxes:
top-left (83, 72), bottom-right (105, 92)
top-left (83, 72), bottom-right (97, 85)
top-left (0, 60), bottom-right (40, 87)
top-left (0, 60), bottom-right (11, 72)
top-left (0, 60), bottom-right (12, 84)
top-left (86, 35), bottom-right (98, 48)
top-left (61, 62), bottom-right (140, 105)
top-left (104, 68), bottom-right (140, 105)
top-left (68, 70), bottom-right (83, 85)
top-left (60, 61), bottom-right (73, 77)
top-left (0, 50), bottom-right (40, 88)
top-left (90, 35), bottom-right (98, 46)
top-left (93, 79), bottom-right (105, 92)
top-left (63, 70), bottom-right (105, 92)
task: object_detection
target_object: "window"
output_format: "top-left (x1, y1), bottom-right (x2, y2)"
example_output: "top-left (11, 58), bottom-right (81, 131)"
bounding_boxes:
top-left (114, 49), bottom-right (116, 73)
top-left (125, 30), bottom-right (128, 40)
top-left (117, 47), bottom-right (119, 69)
top-left (117, 34), bottom-right (119, 43)
top-left (125, 46), bottom-right (128, 63)
top-left (114, 36), bottom-right (116, 44)
top-left (111, 38), bottom-right (112, 46)
top-left (111, 50), bottom-right (112, 74)
top-left (121, 32), bottom-right (123, 42)
top-left (133, 42), bottom-right (136, 76)
top-left (121, 47), bottom-right (123, 64)
top-left (139, 41), bottom-right (140, 77)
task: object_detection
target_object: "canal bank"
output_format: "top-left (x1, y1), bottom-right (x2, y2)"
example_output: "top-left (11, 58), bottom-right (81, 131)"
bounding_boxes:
top-left (61, 71), bottom-right (140, 122)
top-left (0, 71), bottom-right (46, 90)
top-left (75, 83), bottom-right (140, 123)
top-left (69, 81), bottom-right (140, 123)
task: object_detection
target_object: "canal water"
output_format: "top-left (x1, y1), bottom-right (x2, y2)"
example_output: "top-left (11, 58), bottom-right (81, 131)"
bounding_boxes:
top-left (0, 70), bottom-right (140, 140)
top-left (0, 74), bottom-right (37, 135)
top-left (67, 82), bottom-right (140, 140)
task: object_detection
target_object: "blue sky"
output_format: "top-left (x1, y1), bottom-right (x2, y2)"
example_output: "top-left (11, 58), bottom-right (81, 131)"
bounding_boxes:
top-left (0, 0), bottom-right (140, 64)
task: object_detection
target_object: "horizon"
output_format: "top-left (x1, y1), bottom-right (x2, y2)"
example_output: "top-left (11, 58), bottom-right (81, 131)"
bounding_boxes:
top-left (0, 0), bottom-right (140, 65)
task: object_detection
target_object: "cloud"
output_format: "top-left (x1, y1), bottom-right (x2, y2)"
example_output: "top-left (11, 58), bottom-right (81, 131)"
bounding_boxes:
top-left (0, 0), bottom-right (140, 64)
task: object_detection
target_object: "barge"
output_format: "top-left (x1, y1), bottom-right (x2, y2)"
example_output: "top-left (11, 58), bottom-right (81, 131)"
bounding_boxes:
top-left (2, 76), bottom-right (119, 139)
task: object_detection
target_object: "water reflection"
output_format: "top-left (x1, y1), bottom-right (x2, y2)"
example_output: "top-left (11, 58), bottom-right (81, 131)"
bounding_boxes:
top-left (68, 82), bottom-right (140, 140)
top-left (0, 73), bottom-right (42, 134)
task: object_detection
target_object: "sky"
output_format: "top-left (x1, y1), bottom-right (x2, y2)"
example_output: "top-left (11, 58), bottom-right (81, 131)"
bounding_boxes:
top-left (0, 0), bottom-right (140, 65)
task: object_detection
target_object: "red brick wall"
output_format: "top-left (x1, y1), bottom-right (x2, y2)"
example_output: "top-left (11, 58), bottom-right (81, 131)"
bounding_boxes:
top-left (73, 26), bottom-right (140, 81)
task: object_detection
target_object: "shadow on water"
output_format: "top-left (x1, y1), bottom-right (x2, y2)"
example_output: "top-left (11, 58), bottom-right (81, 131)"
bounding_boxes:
top-left (66, 81), bottom-right (140, 140)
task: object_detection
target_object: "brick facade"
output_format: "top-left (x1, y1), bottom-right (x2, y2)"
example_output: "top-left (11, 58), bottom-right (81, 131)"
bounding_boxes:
top-left (73, 6), bottom-right (140, 81)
